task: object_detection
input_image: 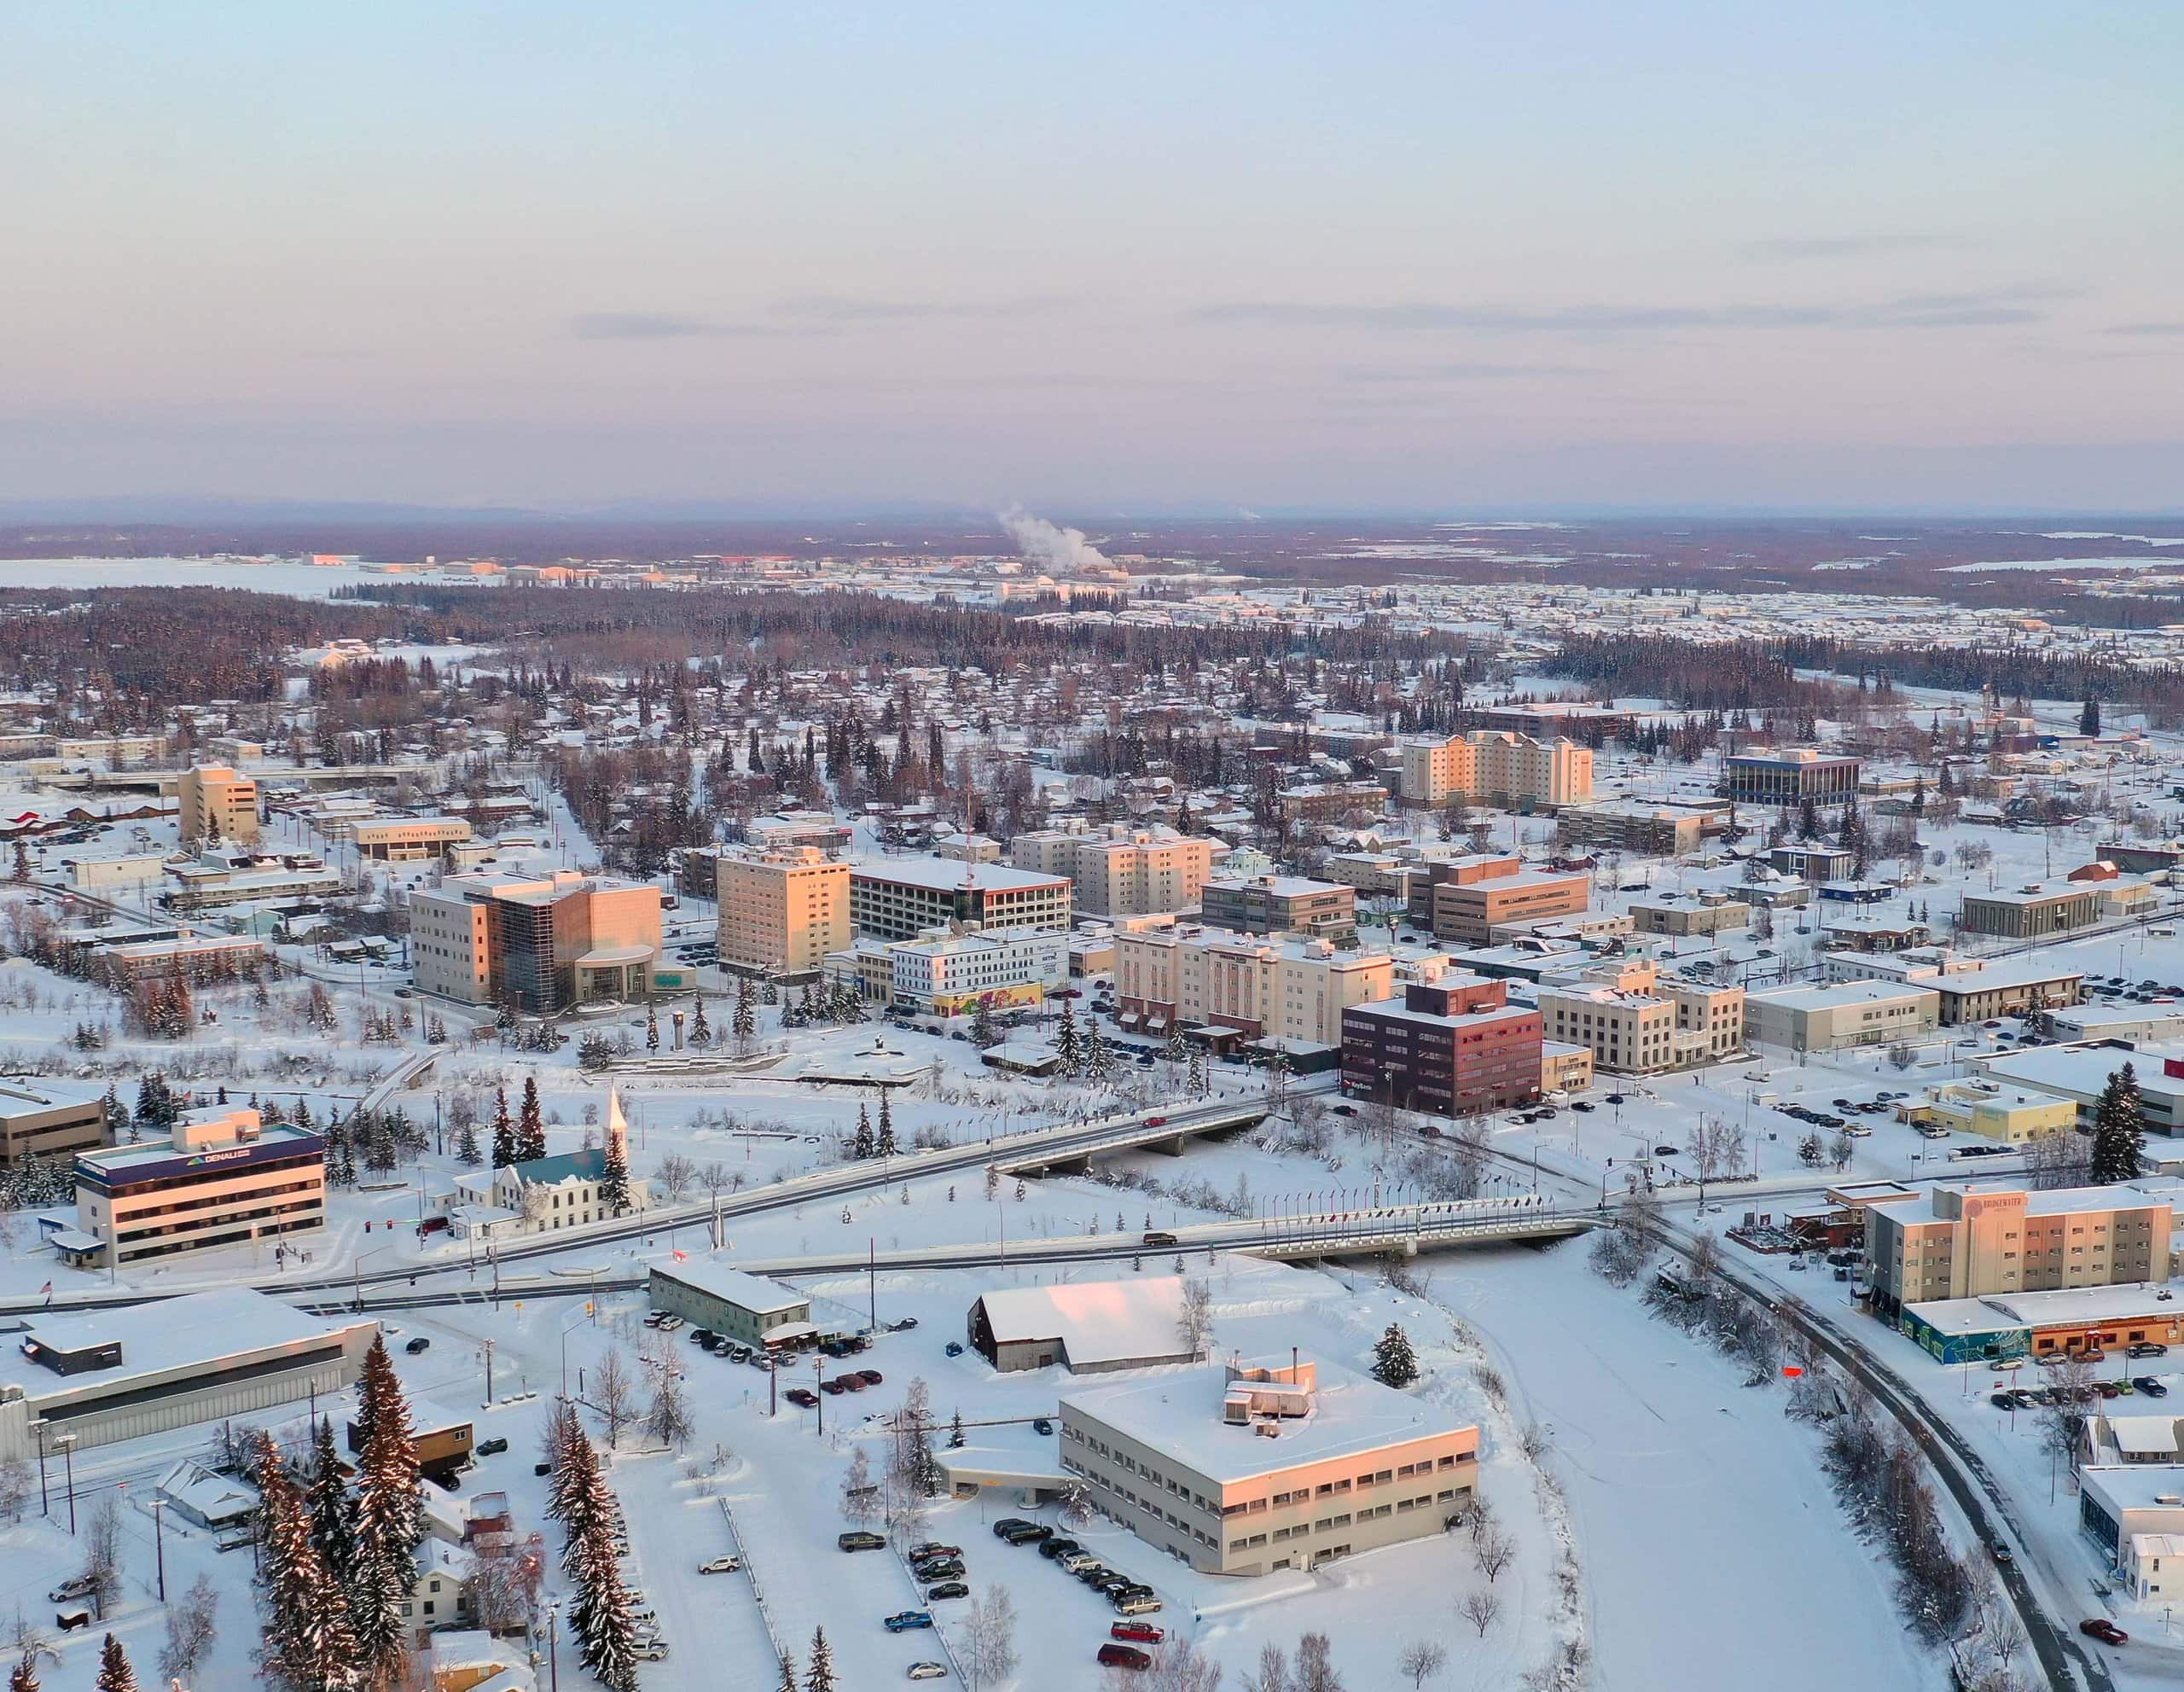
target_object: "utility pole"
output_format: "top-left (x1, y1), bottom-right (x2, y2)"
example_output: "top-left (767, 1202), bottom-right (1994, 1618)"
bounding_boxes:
top-left (484, 1338), bottom-right (496, 1404)
top-left (151, 1497), bottom-right (167, 1602)
top-left (868, 1237), bottom-right (877, 1333)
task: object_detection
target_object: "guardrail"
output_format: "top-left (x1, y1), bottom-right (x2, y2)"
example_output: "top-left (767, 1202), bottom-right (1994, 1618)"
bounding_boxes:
top-left (720, 1497), bottom-right (793, 1678)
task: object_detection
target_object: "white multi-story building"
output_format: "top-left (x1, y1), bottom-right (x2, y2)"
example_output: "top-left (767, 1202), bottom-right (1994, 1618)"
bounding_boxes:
top-left (1744, 979), bottom-right (1942, 1053)
top-left (886, 925), bottom-right (1069, 1015)
top-left (849, 856), bottom-right (1072, 942)
top-left (1011, 824), bottom-right (1212, 917)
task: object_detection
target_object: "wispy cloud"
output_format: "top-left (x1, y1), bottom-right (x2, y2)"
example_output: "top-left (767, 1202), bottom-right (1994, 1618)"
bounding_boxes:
top-left (1191, 287), bottom-right (2070, 335)
top-left (770, 294), bottom-right (1069, 322)
top-left (1339, 361), bottom-right (1598, 382)
top-left (2106, 321), bottom-right (2184, 337)
top-left (570, 312), bottom-right (777, 340)
top-left (1739, 234), bottom-right (1967, 260)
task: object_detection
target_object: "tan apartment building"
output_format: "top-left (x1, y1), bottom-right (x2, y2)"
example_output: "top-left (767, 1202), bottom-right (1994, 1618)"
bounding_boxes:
top-left (715, 846), bottom-right (849, 980)
top-left (1744, 979), bottom-right (1941, 1053)
top-left (350, 817), bottom-right (473, 862)
top-left (1536, 956), bottom-right (1745, 1074)
top-left (1399, 731), bottom-right (1593, 809)
top-left (1959, 881), bottom-right (2103, 940)
top-left (410, 869), bottom-right (661, 1013)
top-left (1116, 922), bottom-right (1391, 1046)
top-left (1428, 863), bottom-right (1590, 945)
top-left (175, 764), bottom-right (260, 846)
top-left (1059, 1357), bottom-right (1478, 1577)
top-left (1556, 800), bottom-right (1724, 857)
top-left (71, 1107), bottom-right (324, 1265)
top-left (1864, 1180), bottom-right (2178, 1320)
top-left (1011, 825), bottom-right (1213, 916)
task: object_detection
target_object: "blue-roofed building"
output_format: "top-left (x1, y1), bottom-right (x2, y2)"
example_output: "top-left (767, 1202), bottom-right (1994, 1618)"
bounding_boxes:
top-left (464, 1090), bottom-right (651, 1233)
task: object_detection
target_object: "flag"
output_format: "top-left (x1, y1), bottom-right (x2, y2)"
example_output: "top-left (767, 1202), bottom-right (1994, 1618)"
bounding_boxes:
top-left (38, 1282), bottom-right (51, 1295)
top-left (672, 1249), bottom-right (688, 1261)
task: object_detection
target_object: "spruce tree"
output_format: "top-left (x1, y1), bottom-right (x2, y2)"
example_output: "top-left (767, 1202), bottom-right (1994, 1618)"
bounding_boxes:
top-left (92, 1635), bottom-right (136, 1692)
top-left (2081, 695), bottom-right (2101, 737)
top-left (491, 1084), bottom-right (515, 1169)
top-left (1372, 1323), bottom-right (1420, 1388)
top-left (875, 1091), bottom-right (898, 1158)
top-left (8, 1648), bottom-right (37, 1692)
top-left (853, 1102), bottom-right (874, 1160)
top-left (453, 1115), bottom-right (482, 1166)
top-left (775, 1648), bottom-right (798, 1692)
top-left (350, 1337), bottom-right (427, 1689)
top-left (2090, 1063), bottom-right (2146, 1183)
top-left (804, 1626), bottom-right (837, 1692)
top-left (646, 1003), bottom-right (659, 1052)
top-left (306, 1416), bottom-right (355, 1592)
top-left (254, 1434), bottom-right (356, 1692)
top-left (517, 1075), bottom-right (547, 1162)
top-left (599, 1133), bottom-right (631, 1214)
top-left (689, 996), bottom-right (712, 1048)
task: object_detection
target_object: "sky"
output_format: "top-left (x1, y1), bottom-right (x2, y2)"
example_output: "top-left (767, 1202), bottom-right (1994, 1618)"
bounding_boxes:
top-left (3, 3), bottom-right (2180, 515)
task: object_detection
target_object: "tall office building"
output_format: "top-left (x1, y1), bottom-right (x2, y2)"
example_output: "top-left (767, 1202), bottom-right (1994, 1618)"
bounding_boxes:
top-left (410, 869), bottom-right (661, 1013)
top-left (715, 847), bottom-right (850, 980)
top-left (175, 764), bottom-right (261, 846)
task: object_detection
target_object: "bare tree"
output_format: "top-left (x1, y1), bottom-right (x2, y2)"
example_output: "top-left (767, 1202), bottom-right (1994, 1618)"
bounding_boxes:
top-left (654, 1153), bottom-right (697, 1202)
top-left (81, 1496), bottom-right (122, 1614)
top-left (0, 1459), bottom-right (27, 1524)
top-left (963, 1584), bottom-right (1019, 1690)
top-left (2024, 1125), bottom-right (2091, 1190)
top-left (1397, 1638), bottom-right (1447, 1689)
top-left (2040, 1350), bottom-right (2098, 1466)
top-left (590, 1346), bottom-right (639, 1449)
top-left (1459, 1588), bottom-right (1503, 1637)
top-left (1294, 1632), bottom-right (1344, 1692)
top-left (157, 1572), bottom-right (219, 1684)
top-left (645, 1362), bottom-right (694, 1450)
top-left (698, 1160), bottom-right (737, 1200)
top-left (1144, 1636), bottom-right (1224, 1692)
top-left (1472, 1522), bottom-right (1516, 1584)
top-left (462, 1551), bottom-right (533, 1636)
top-left (1240, 1643), bottom-right (1291, 1692)
top-left (839, 1445), bottom-right (877, 1526)
top-left (1177, 1277), bottom-right (1213, 1356)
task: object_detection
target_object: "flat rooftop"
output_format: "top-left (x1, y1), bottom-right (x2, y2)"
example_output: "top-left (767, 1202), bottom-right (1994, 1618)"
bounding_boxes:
top-left (1907, 1282), bottom-right (2184, 1336)
top-left (1061, 1355), bottom-right (1472, 1486)
top-left (850, 856), bottom-right (1068, 893)
top-left (1745, 980), bottom-right (1939, 1012)
top-left (10, 1288), bottom-right (365, 1393)
top-left (1978, 1044), bottom-right (2184, 1098)
top-left (651, 1257), bottom-right (808, 1314)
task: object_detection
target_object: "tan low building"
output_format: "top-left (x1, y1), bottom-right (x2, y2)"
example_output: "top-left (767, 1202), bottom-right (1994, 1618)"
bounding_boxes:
top-left (1060, 1356), bottom-right (1478, 1577)
top-left (1959, 881), bottom-right (2101, 940)
top-left (1743, 979), bottom-right (1940, 1053)
top-left (1630, 894), bottom-right (1750, 937)
top-left (1536, 957), bottom-right (1743, 1074)
top-left (1899, 1080), bottom-right (2076, 1145)
top-left (350, 817), bottom-right (473, 862)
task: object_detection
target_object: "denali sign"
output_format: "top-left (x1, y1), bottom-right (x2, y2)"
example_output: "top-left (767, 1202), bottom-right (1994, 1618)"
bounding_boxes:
top-left (77, 1132), bottom-right (323, 1193)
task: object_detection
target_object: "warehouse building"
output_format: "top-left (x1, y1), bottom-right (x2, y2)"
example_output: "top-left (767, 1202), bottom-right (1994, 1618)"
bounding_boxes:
top-left (0, 1288), bottom-right (376, 1462)
top-left (0, 1079), bottom-right (109, 1167)
top-left (967, 1278), bottom-right (1200, 1375)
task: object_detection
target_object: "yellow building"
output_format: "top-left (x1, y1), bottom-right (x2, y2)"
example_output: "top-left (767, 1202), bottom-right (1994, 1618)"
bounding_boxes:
top-left (175, 764), bottom-right (260, 846)
top-left (350, 817), bottom-right (473, 862)
top-left (1902, 1080), bottom-right (2077, 1145)
top-left (716, 847), bottom-right (850, 980)
top-left (1399, 731), bottom-right (1594, 809)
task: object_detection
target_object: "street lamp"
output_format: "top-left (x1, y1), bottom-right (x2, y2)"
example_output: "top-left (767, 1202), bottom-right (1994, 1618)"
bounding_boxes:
top-left (353, 1241), bottom-right (395, 1311)
top-left (55, 1433), bottom-right (76, 1535)
top-left (560, 1304), bottom-right (595, 1398)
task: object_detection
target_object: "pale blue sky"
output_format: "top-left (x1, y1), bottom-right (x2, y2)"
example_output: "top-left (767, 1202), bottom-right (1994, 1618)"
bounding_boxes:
top-left (3, 3), bottom-right (2178, 512)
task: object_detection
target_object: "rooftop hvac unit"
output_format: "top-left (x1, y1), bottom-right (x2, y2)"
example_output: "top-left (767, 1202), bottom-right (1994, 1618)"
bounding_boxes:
top-left (1255, 1422), bottom-right (1279, 1438)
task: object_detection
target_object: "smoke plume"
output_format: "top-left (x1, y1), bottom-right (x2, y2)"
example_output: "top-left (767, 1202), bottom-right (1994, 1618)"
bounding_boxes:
top-left (998, 506), bottom-right (1111, 573)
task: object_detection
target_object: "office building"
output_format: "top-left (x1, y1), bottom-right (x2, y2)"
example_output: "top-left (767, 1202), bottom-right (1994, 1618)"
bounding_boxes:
top-left (1425, 861), bottom-right (1589, 945)
top-left (1862, 1179), bottom-right (2179, 1320)
top-left (1199, 875), bottom-right (1357, 944)
top-left (1536, 957), bottom-right (1744, 1074)
top-left (1340, 975), bottom-right (1542, 1116)
top-left (648, 1259), bottom-right (818, 1352)
top-left (1977, 1046), bottom-right (2184, 1139)
top-left (886, 925), bottom-right (1068, 1015)
top-left (1059, 1356), bottom-right (1478, 1577)
top-left (349, 817), bottom-right (473, 862)
top-left (1743, 979), bottom-right (1941, 1053)
top-left (68, 1107), bottom-right (325, 1265)
top-left (714, 847), bottom-right (850, 980)
top-left (1724, 750), bottom-right (1862, 805)
top-left (1555, 801), bottom-right (1723, 858)
top-left (1630, 893), bottom-right (1750, 937)
top-left (174, 764), bottom-right (261, 845)
top-left (1273, 782), bottom-right (1391, 827)
top-left (848, 856), bottom-right (1071, 942)
top-left (1900, 1079), bottom-right (2077, 1145)
top-left (1011, 825), bottom-right (1214, 916)
top-left (0, 1079), bottom-right (109, 1166)
top-left (410, 869), bottom-right (661, 1012)
top-left (1959, 881), bottom-right (2103, 940)
top-left (1116, 922), bottom-right (1391, 1046)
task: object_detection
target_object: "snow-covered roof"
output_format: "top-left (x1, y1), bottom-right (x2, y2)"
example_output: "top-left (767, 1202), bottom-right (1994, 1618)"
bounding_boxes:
top-left (12, 1288), bottom-right (366, 1393)
top-left (1061, 1354), bottom-right (1474, 1486)
top-left (974, 1276), bottom-right (1194, 1369)
top-left (653, 1257), bottom-right (810, 1316)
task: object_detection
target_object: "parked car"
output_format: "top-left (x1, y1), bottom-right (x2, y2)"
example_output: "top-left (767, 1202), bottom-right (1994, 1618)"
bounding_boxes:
top-left (688, 1329), bottom-right (716, 1346)
top-left (839, 1532), bottom-right (887, 1552)
top-left (1060, 1551), bottom-right (1101, 1573)
top-left (1098, 1643), bottom-right (1152, 1670)
top-left (2134, 1377), bottom-right (2169, 1397)
top-left (924, 1581), bottom-right (969, 1601)
top-left (944, 1341), bottom-right (965, 1358)
top-left (909, 1543), bottom-right (962, 1561)
top-left (1989, 1393), bottom-right (2015, 1410)
top-left (884, 1611), bottom-right (936, 1633)
top-left (786, 1388), bottom-right (819, 1408)
top-left (907, 1665), bottom-right (949, 1680)
top-left (633, 1642), bottom-right (670, 1662)
top-left (1038, 1537), bottom-right (1083, 1561)
top-left (856, 1369), bottom-right (884, 1386)
top-left (1000, 1521), bottom-right (1052, 1545)
top-left (1032, 1417), bottom-right (1054, 1435)
top-left (2079, 1619), bottom-right (2128, 1645)
top-left (404, 1337), bottom-right (431, 1355)
top-left (1113, 1595), bottom-right (1165, 1616)
top-left (912, 1559), bottom-right (965, 1582)
top-left (992, 1518), bottom-right (1036, 1538)
top-left (2128, 1341), bottom-right (2169, 1358)
top-left (699, 1555), bottom-right (742, 1574)
top-left (1112, 1622), bottom-right (1166, 1644)
top-left (476, 1437), bottom-right (508, 1457)
top-left (47, 1578), bottom-right (96, 1605)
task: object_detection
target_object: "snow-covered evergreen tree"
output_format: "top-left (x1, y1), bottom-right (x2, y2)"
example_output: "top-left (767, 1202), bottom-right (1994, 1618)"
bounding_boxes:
top-left (349, 1337), bottom-right (427, 1688)
top-left (1054, 1000), bottom-right (1081, 1074)
top-left (599, 1133), bottom-right (631, 1214)
top-left (491, 1084), bottom-right (515, 1169)
top-left (305, 1416), bottom-right (355, 1591)
top-left (516, 1076), bottom-right (547, 1162)
top-left (2091, 1062), bottom-right (2146, 1183)
top-left (875, 1090), bottom-right (898, 1157)
top-left (1372, 1323), bottom-right (1420, 1388)
top-left (253, 1433), bottom-right (356, 1692)
top-left (804, 1626), bottom-right (837, 1692)
top-left (92, 1635), bottom-right (136, 1692)
top-left (8, 1648), bottom-right (38, 1692)
top-left (852, 1102), bottom-right (874, 1160)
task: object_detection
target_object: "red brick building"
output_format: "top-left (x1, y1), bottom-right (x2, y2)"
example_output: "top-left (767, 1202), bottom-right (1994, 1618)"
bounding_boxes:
top-left (1340, 975), bottom-right (1542, 1119)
